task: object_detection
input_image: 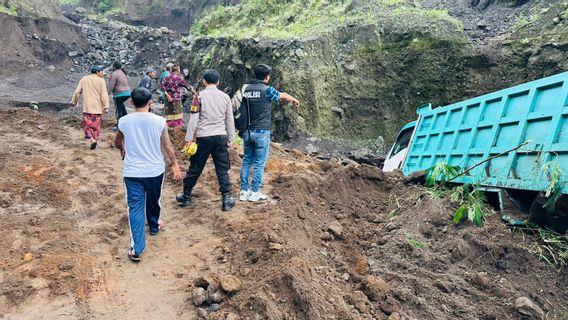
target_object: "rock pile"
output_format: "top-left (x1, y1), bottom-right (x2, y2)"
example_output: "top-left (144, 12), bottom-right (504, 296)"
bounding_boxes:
top-left (191, 274), bottom-right (242, 318)
top-left (63, 10), bottom-right (185, 74)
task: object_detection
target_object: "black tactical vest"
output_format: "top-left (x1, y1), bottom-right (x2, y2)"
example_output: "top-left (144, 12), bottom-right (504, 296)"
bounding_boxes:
top-left (244, 80), bottom-right (272, 130)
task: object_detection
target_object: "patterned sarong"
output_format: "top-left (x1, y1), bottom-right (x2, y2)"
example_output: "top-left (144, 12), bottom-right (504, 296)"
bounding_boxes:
top-left (165, 100), bottom-right (183, 127)
top-left (83, 113), bottom-right (101, 141)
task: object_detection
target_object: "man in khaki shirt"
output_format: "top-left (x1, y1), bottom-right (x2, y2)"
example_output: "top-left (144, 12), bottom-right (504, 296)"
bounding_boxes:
top-left (71, 66), bottom-right (110, 149)
top-left (176, 69), bottom-right (236, 211)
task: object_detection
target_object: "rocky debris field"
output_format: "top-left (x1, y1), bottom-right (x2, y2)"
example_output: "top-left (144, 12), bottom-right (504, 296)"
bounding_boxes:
top-left (0, 107), bottom-right (566, 319)
top-left (423, 0), bottom-right (532, 46)
top-left (0, 11), bottom-right (186, 114)
top-left (64, 10), bottom-right (186, 74)
top-left (0, 9), bottom-right (184, 78)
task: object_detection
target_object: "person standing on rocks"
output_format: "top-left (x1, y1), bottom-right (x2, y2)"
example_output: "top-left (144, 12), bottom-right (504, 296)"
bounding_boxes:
top-left (176, 69), bottom-right (236, 212)
top-left (238, 64), bottom-right (300, 202)
top-left (107, 61), bottom-right (131, 127)
top-left (139, 67), bottom-right (158, 92)
top-left (161, 65), bottom-right (195, 128)
top-left (70, 66), bottom-right (109, 150)
top-left (114, 87), bottom-right (182, 262)
top-left (158, 63), bottom-right (173, 102)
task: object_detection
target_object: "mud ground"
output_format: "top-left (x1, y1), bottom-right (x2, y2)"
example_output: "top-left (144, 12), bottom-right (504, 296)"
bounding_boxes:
top-left (0, 108), bottom-right (566, 320)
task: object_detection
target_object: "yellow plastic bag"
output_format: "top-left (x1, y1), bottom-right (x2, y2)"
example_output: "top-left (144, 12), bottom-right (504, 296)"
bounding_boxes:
top-left (182, 142), bottom-right (198, 157)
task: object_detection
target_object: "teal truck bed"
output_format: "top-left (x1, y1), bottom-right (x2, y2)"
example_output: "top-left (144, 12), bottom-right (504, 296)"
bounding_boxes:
top-left (399, 71), bottom-right (568, 194)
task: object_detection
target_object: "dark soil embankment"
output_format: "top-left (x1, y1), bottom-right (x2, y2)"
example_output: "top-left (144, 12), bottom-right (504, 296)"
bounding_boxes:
top-left (0, 13), bottom-right (88, 74)
top-left (197, 160), bottom-right (567, 319)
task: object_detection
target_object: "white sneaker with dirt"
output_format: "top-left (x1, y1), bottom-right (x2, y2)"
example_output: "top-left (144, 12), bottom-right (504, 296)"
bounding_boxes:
top-left (239, 190), bottom-right (251, 201)
top-left (248, 191), bottom-right (268, 202)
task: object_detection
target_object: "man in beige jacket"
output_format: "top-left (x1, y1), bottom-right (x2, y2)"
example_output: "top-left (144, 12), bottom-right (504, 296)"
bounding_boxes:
top-left (71, 66), bottom-right (110, 149)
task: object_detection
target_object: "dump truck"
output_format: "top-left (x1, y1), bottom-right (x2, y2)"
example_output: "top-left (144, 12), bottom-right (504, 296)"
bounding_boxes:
top-left (383, 71), bottom-right (568, 233)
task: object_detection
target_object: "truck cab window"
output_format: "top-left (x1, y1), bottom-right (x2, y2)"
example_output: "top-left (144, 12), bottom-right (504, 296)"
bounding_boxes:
top-left (389, 128), bottom-right (413, 159)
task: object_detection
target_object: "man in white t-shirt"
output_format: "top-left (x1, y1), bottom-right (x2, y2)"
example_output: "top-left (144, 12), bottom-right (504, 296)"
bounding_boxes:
top-left (114, 87), bottom-right (182, 262)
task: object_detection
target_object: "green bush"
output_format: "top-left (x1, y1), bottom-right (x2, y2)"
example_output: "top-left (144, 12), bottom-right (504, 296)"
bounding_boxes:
top-left (0, 5), bottom-right (18, 15)
top-left (425, 162), bottom-right (488, 227)
top-left (96, 0), bottom-right (114, 12)
top-left (193, 0), bottom-right (352, 39)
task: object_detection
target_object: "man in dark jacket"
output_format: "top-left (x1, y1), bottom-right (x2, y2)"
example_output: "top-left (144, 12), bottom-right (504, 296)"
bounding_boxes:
top-left (238, 64), bottom-right (300, 202)
top-left (139, 67), bottom-right (157, 92)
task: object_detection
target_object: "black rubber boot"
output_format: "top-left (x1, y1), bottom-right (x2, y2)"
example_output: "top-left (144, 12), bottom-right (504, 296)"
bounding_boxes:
top-left (176, 192), bottom-right (192, 207)
top-left (222, 193), bottom-right (235, 212)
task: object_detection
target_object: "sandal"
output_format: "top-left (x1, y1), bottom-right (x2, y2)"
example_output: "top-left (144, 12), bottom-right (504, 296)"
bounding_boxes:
top-left (128, 249), bottom-right (141, 262)
top-left (149, 219), bottom-right (164, 236)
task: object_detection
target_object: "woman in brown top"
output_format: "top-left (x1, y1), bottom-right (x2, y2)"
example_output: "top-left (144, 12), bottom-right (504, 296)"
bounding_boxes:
top-left (70, 66), bottom-right (109, 149)
top-left (107, 61), bottom-right (131, 125)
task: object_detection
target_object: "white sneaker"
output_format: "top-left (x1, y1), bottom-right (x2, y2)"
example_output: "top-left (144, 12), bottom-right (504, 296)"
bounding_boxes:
top-left (248, 191), bottom-right (268, 202)
top-left (239, 190), bottom-right (251, 201)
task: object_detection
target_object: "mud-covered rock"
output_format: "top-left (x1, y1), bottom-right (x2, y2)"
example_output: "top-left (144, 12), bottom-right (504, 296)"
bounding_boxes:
top-left (363, 275), bottom-right (389, 301)
top-left (515, 297), bottom-right (545, 320)
top-left (220, 275), bottom-right (241, 293)
top-left (327, 221), bottom-right (343, 238)
top-left (380, 297), bottom-right (402, 315)
top-left (193, 287), bottom-right (207, 306)
top-left (209, 289), bottom-right (226, 303)
top-left (349, 290), bottom-right (369, 314)
top-left (388, 312), bottom-right (401, 320)
top-left (196, 307), bottom-right (208, 319)
top-left (194, 275), bottom-right (220, 289)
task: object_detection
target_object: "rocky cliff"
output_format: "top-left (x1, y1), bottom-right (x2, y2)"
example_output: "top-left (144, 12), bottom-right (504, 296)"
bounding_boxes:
top-left (177, 0), bottom-right (568, 149)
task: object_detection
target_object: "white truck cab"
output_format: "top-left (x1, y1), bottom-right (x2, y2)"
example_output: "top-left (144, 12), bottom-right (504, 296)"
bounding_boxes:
top-left (383, 121), bottom-right (416, 172)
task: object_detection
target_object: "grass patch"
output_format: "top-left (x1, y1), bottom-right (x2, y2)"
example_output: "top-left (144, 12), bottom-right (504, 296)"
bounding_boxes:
top-left (95, 0), bottom-right (126, 14)
top-left (0, 4), bottom-right (18, 15)
top-left (192, 0), bottom-right (464, 39)
top-left (521, 225), bottom-right (568, 266)
top-left (513, 15), bottom-right (531, 31)
top-left (58, 0), bottom-right (80, 5)
top-left (407, 238), bottom-right (427, 249)
top-left (193, 0), bottom-right (354, 39)
top-left (391, 7), bottom-right (464, 31)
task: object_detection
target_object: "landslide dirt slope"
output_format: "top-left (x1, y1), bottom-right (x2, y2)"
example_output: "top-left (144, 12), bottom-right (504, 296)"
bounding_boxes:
top-left (0, 108), bottom-right (566, 319)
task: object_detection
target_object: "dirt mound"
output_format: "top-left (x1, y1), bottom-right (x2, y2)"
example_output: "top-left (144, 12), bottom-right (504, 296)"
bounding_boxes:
top-left (196, 163), bottom-right (567, 319)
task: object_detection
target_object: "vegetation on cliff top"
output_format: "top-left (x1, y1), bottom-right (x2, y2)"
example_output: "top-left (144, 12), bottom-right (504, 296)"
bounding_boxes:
top-left (1, 0), bottom-right (61, 18)
top-left (192, 0), bottom-right (463, 39)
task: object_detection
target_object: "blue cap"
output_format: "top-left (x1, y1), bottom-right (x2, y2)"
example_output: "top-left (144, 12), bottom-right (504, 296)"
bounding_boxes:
top-left (91, 66), bottom-right (103, 73)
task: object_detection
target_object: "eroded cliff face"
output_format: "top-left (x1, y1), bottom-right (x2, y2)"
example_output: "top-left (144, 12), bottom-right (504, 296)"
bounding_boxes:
top-left (177, 0), bottom-right (568, 147)
top-left (177, 12), bottom-right (475, 145)
top-left (0, 13), bottom-right (88, 74)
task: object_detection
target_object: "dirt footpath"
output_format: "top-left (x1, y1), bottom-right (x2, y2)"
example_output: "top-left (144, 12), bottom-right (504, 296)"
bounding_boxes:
top-left (0, 108), bottom-right (230, 319)
top-left (0, 108), bottom-right (566, 320)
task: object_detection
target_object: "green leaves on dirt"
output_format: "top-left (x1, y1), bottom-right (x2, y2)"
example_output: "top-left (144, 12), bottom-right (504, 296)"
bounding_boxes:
top-left (425, 162), bottom-right (487, 227)
top-left (424, 161), bottom-right (460, 187)
top-left (543, 160), bottom-right (563, 211)
top-left (523, 225), bottom-right (568, 266)
top-left (407, 238), bottom-right (427, 249)
top-left (538, 228), bottom-right (568, 266)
